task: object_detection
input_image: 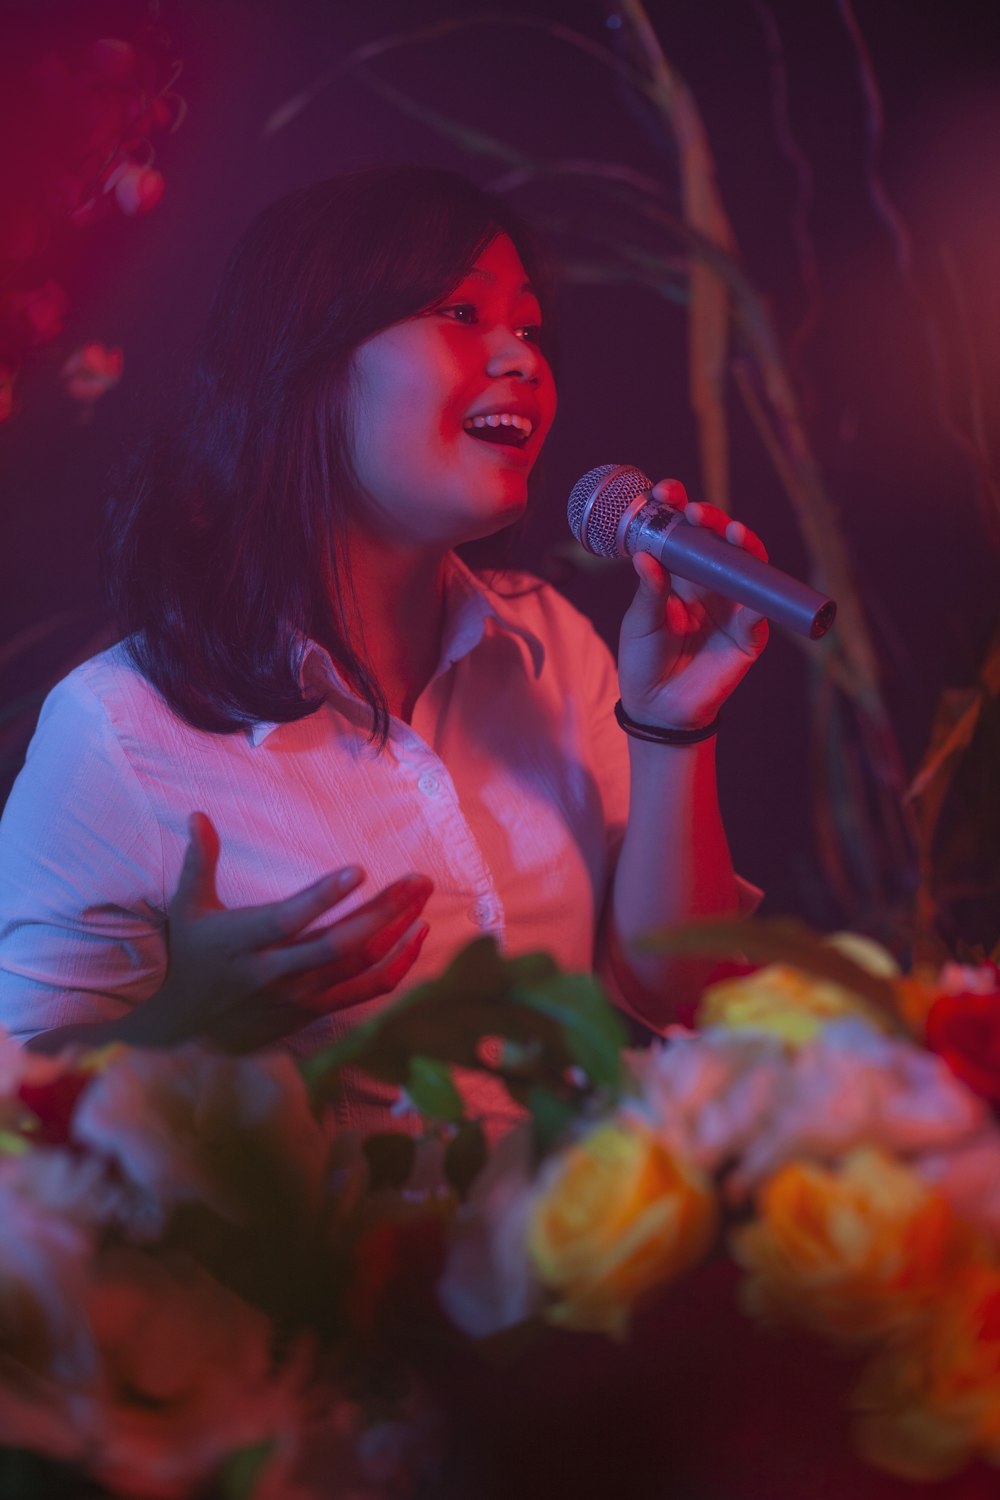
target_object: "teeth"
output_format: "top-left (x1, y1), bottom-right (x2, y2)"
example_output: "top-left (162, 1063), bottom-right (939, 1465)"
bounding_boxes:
top-left (463, 412), bottom-right (534, 437)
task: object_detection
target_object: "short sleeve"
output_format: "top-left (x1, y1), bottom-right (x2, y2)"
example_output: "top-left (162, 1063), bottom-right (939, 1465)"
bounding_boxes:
top-left (0, 671), bottom-right (168, 1041)
top-left (529, 583), bottom-right (629, 860)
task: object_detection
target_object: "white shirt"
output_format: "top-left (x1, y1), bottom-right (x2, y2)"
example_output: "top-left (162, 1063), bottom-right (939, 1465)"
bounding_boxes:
top-left (0, 557), bottom-right (637, 1131)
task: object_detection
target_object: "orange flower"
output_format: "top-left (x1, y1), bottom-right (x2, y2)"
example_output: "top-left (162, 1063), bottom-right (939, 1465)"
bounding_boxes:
top-left (733, 1147), bottom-right (976, 1344)
top-left (86, 1247), bottom-right (312, 1496)
top-left (526, 1120), bottom-right (717, 1336)
top-left (853, 1260), bottom-right (1000, 1481)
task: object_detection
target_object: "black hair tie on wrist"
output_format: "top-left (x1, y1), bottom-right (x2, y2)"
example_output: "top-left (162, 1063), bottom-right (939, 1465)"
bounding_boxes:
top-left (614, 698), bottom-right (720, 745)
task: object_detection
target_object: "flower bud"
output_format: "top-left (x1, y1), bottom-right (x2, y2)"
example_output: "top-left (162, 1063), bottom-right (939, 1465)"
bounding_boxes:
top-left (60, 343), bottom-right (124, 403)
top-left (113, 164), bottom-right (165, 217)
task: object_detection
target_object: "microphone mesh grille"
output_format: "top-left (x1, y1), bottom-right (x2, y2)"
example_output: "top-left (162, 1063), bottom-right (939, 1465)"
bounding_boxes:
top-left (566, 464), bottom-right (652, 557)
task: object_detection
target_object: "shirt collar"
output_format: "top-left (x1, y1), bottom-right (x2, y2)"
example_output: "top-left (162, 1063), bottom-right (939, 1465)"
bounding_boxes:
top-left (249, 553), bottom-right (545, 746)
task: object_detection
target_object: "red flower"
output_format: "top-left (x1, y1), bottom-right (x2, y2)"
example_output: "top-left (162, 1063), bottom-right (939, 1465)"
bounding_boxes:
top-left (8, 280), bottom-right (69, 345)
top-left (349, 1215), bottom-right (447, 1344)
top-left (110, 162), bottom-right (165, 216)
top-left (91, 38), bottom-right (137, 82)
top-left (926, 978), bottom-right (1000, 1106)
top-left (17, 1071), bottom-right (93, 1145)
top-left (0, 367), bottom-right (16, 423)
top-left (61, 341), bottom-right (123, 402)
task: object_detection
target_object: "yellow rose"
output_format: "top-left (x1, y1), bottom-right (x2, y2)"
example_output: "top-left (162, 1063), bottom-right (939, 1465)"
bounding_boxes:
top-left (698, 934), bottom-right (900, 1046)
top-left (525, 1120), bottom-right (716, 1337)
top-left (733, 1147), bottom-right (974, 1344)
top-left (853, 1260), bottom-right (1000, 1481)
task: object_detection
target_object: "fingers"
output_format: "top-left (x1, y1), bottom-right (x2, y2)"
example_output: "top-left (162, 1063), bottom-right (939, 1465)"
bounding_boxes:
top-left (650, 478), bottom-right (688, 511)
top-left (298, 917), bottom-right (432, 1014)
top-left (226, 864), bottom-right (367, 948)
top-left (631, 490), bottom-right (767, 615)
top-left (171, 811), bottom-right (222, 916)
top-left (684, 501), bottom-right (768, 563)
top-left (723, 516), bottom-right (768, 563)
top-left (728, 609), bottom-right (770, 655)
top-left (255, 873), bottom-right (433, 985)
top-left (625, 551), bottom-right (672, 635)
top-left (631, 550), bottom-right (669, 594)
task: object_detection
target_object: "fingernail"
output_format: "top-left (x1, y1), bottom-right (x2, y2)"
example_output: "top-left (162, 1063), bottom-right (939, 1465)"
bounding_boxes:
top-left (337, 865), bottom-right (363, 888)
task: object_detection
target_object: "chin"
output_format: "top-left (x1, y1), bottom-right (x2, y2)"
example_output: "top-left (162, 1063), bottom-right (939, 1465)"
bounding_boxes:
top-left (464, 492), bottom-right (528, 544)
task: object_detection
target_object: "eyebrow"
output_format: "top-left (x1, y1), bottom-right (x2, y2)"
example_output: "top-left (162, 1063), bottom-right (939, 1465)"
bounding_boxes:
top-left (464, 267), bottom-right (537, 298)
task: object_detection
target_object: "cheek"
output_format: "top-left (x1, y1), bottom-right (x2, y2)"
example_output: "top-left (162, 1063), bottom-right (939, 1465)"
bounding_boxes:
top-left (542, 383), bottom-right (558, 437)
top-left (380, 368), bottom-right (466, 453)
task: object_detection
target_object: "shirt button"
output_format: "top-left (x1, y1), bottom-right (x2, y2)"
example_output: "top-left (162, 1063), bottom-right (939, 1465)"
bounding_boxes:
top-left (470, 898), bottom-right (495, 927)
top-left (417, 772), bottom-right (441, 797)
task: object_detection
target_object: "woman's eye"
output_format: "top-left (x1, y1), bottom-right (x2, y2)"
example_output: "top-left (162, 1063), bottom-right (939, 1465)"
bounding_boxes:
top-left (516, 324), bottom-right (543, 345)
top-left (439, 304), bottom-right (478, 324)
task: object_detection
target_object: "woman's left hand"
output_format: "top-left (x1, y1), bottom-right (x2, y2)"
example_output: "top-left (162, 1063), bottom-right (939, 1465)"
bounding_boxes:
top-left (617, 481), bottom-right (770, 730)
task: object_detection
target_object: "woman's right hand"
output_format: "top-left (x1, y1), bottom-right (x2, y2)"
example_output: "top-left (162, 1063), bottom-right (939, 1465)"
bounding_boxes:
top-left (122, 811), bottom-right (433, 1052)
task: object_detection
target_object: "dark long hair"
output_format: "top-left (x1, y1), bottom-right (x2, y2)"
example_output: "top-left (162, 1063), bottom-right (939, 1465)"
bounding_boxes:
top-left (104, 166), bottom-right (556, 743)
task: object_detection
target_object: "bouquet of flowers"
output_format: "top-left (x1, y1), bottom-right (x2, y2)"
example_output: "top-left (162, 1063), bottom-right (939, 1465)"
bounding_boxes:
top-left (0, 1037), bottom-right (443, 1499)
top-left (1, 921), bottom-right (999, 1499)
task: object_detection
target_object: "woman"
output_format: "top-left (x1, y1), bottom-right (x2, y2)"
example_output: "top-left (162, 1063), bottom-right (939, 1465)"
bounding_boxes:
top-left (0, 166), bottom-right (766, 1131)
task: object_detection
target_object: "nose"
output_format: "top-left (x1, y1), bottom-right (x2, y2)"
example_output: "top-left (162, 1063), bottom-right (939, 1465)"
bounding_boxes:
top-left (485, 327), bottom-right (543, 384)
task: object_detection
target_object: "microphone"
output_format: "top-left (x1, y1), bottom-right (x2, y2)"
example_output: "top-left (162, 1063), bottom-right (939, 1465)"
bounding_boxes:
top-left (567, 464), bottom-right (836, 640)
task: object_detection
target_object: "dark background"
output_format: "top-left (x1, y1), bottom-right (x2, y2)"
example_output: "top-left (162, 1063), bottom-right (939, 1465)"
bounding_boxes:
top-left (2, 0), bottom-right (998, 925)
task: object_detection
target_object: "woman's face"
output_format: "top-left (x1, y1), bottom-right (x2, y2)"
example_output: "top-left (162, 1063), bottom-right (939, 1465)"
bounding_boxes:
top-left (348, 232), bottom-right (557, 549)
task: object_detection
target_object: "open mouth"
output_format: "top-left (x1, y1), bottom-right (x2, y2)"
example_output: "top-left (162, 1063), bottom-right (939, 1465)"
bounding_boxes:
top-left (463, 413), bottom-right (533, 448)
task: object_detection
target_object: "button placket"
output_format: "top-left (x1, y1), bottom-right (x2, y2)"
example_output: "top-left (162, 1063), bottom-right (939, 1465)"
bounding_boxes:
top-left (394, 719), bottom-right (506, 941)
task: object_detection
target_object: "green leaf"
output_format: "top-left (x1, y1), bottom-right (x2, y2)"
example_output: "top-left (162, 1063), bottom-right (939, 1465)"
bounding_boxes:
top-left (0, 1448), bottom-right (114, 1498)
top-left (527, 1085), bottom-right (577, 1152)
top-left (362, 1133), bottom-right (417, 1193)
top-left (217, 1441), bottom-right (274, 1500)
top-left (303, 937), bottom-right (626, 1126)
top-left (515, 972), bottom-right (627, 1090)
top-left (406, 1056), bottom-right (466, 1122)
top-left (497, 1036), bottom-right (544, 1075)
top-left (638, 917), bottom-right (902, 1024)
top-left (443, 1120), bottom-right (488, 1201)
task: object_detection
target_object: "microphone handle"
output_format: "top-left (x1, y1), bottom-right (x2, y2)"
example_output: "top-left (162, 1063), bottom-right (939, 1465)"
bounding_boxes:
top-left (628, 504), bottom-right (837, 640)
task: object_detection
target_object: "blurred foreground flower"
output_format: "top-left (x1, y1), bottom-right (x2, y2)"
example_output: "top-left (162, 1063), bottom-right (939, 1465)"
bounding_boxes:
top-left (3, 930), bottom-right (1000, 1494)
top-left (854, 1260), bottom-right (1000, 1481)
top-left (107, 161), bottom-right (166, 216)
top-left (0, 368), bottom-right (16, 423)
top-left (698, 931), bottom-right (900, 1045)
top-left (85, 1249), bottom-right (316, 1500)
top-left (526, 1119), bottom-right (717, 1337)
top-left (8, 281), bottom-right (70, 346)
top-left (733, 1147), bottom-right (978, 1343)
top-left (923, 966), bottom-right (1000, 1108)
top-left (60, 341), bottom-right (123, 403)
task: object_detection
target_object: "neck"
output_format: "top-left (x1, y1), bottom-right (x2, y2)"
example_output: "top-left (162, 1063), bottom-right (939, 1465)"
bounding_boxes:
top-left (340, 528), bottom-right (449, 723)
